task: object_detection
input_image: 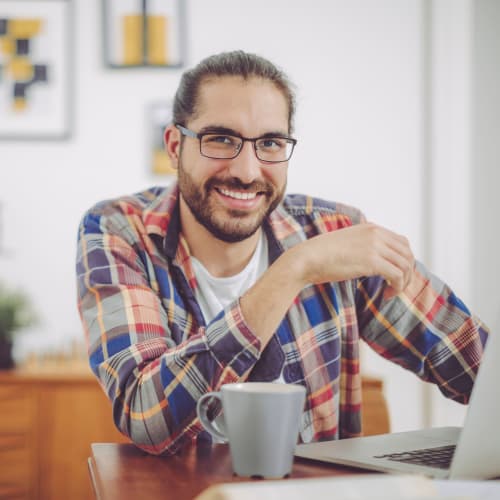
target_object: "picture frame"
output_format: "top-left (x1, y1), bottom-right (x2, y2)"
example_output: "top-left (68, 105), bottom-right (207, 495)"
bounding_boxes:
top-left (0, 0), bottom-right (73, 140)
top-left (103, 0), bottom-right (185, 68)
top-left (149, 101), bottom-right (177, 177)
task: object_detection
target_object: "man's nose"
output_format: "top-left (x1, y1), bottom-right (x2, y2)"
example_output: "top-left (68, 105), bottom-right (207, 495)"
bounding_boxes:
top-left (227, 141), bottom-right (261, 183)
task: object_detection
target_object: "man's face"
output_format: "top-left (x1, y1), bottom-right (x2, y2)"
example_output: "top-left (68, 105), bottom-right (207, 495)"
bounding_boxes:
top-left (175, 76), bottom-right (290, 243)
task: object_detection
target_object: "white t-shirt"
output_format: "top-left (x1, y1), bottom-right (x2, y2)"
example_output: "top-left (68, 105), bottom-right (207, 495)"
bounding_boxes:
top-left (191, 232), bottom-right (269, 322)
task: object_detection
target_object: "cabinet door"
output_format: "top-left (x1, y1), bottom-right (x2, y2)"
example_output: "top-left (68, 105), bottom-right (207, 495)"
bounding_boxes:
top-left (361, 376), bottom-right (390, 435)
top-left (37, 380), bottom-right (128, 500)
top-left (0, 385), bottom-right (37, 499)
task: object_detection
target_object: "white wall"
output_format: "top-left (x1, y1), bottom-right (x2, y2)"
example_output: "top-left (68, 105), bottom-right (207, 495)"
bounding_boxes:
top-left (1, 0), bottom-right (496, 432)
top-left (421, 0), bottom-right (473, 428)
top-left (470, 0), bottom-right (500, 327)
top-left (422, 0), bottom-right (500, 428)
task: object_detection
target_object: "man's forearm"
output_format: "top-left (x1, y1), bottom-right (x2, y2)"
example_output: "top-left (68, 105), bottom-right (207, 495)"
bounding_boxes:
top-left (240, 222), bottom-right (417, 348)
top-left (240, 246), bottom-right (306, 347)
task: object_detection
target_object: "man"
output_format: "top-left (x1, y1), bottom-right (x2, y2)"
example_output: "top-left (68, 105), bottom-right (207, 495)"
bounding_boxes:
top-left (76, 51), bottom-right (488, 455)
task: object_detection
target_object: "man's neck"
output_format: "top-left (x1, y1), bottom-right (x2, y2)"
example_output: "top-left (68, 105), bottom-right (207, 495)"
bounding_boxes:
top-left (179, 198), bottom-right (262, 278)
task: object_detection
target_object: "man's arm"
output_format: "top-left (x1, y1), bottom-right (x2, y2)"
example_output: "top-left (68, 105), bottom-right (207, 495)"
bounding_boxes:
top-left (242, 222), bottom-right (487, 403)
top-left (355, 263), bottom-right (488, 403)
top-left (241, 223), bottom-right (415, 343)
top-left (77, 210), bottom-right (265, 455)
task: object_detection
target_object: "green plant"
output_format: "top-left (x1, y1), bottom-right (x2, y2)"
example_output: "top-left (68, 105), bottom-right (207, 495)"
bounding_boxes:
top-left (0, 282), bottom-right (37, 341)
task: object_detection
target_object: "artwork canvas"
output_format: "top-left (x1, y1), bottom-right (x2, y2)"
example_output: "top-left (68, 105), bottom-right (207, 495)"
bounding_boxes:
top-left (149, 101), bottom-right (177, 176)
top-left (149, 102), bottom-right (176, 177)
top-left (0, 0), bottom-right (72, 140)
top-left (104, 0), bottom-right (184, 68)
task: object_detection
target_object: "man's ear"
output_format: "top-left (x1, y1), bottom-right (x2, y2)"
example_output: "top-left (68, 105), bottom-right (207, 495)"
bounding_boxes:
top-left (164, 124), bottom-right (181, 169)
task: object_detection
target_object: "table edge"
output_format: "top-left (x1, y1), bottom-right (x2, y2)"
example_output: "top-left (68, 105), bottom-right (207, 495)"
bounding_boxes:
top-left (88, 455), bottom-right (103, 500)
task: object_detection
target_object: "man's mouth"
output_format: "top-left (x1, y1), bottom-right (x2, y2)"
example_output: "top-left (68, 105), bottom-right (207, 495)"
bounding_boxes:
top-left (217, 187), bottom-right (259, 200)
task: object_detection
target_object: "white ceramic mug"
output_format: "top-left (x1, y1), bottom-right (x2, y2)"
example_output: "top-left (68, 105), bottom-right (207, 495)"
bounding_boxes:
top-left (196, 382), bottom-right (306, 478)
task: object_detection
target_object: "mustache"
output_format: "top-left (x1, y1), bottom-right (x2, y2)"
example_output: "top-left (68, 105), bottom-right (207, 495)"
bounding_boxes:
top-left (206, 177), bottom-right (274, 195)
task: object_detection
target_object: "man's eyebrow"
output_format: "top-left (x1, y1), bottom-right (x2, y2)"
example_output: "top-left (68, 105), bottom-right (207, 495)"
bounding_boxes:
top-left (258, 131), bottom-right (292, 139)
top-left (197, 125), bottom-right (239, 135)
top-left (197, 125), bottom-right (291, 138)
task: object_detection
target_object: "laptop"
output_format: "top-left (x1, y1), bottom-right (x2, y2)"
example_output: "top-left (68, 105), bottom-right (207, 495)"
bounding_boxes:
top-left (295, 322), bottom-right (499, 479)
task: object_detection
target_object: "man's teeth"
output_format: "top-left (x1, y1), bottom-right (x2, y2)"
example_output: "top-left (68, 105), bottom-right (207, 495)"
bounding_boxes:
top-left (219, 188), bottom-right (257, 200)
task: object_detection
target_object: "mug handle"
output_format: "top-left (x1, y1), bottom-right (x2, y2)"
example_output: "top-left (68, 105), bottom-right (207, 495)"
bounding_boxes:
top-left (196, 391), bottom-right (228, 443)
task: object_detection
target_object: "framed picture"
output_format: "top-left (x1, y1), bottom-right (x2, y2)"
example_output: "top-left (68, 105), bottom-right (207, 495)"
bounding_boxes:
top-left (103, 0), bottom-right (185, 68)
top-left (149, 101), bottom-right (176, 176)
top-left (0, 0), bottom-right (72, 140)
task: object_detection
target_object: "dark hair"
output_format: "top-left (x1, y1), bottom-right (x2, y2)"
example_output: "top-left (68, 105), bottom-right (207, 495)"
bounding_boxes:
top-left (173, 50), bottom-right (296, 133)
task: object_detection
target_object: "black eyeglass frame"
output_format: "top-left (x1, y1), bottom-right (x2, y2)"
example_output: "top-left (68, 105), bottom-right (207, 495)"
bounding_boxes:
top-left (175, 124), bottom-right (297, 164)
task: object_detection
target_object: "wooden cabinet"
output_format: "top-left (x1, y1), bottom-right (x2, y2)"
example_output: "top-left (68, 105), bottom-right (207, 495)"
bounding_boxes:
top-left (0, 366), bottom-right (389, 499)
top-left (361, 375), bottom-right (390, 436)
top-left (0, 365), bottom-right (128, 500)
top-left (0, 383), bottom-right (38, 499)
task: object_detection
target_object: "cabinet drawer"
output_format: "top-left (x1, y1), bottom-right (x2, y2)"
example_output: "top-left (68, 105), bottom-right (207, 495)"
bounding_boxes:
top-left (0, 434), bottom-right (34, 486)
top-left (0, 484), bottom-right (30, 499)
top-left (0, 386), bottom-right (34, 431)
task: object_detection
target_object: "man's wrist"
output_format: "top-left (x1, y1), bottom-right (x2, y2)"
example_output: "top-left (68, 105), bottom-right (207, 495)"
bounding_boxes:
top-left (274, 245), bottom-right (310, 293)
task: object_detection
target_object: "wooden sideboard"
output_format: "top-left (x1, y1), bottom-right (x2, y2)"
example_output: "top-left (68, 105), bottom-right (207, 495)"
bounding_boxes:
top-left (361, 375), bottom-right (391, 437)
top-left (0, 364), bottom-right (129, 500)
top-left (0, 363), bottom-right (389, 500)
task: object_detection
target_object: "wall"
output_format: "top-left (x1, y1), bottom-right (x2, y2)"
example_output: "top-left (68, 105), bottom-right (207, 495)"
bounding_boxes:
top-left (424, 0), bottom-right (500, 428)
top-left (1, 0), bottom-right (496, 432)
top-left (471, 0), bottom-right (500, 327)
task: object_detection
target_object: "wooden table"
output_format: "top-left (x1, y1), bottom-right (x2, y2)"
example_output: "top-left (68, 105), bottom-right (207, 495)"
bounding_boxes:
top-left (88, 442), bottom-right (368, 500)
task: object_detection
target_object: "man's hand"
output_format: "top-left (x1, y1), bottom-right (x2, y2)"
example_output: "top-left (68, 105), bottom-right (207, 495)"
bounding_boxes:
top-left (241, 223), bottom-right (415, 347)
top-left (292, 223), bottom-right (415, 295)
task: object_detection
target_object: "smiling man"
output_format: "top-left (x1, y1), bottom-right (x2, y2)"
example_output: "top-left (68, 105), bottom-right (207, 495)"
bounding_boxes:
top-left (76, 51), bottom-right (489, 455)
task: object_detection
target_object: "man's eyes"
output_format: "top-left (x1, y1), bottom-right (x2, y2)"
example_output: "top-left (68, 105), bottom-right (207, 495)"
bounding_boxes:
top-left (258, 138), bottom-right (285, 149)
top-left (202, 134), bottom-right (287, 149)
top-left (204, 135), bottom-right (237, 145)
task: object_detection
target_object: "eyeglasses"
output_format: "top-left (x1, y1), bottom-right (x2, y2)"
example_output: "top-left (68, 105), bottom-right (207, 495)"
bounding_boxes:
top-left (175, 124), bottom-right (297, 164)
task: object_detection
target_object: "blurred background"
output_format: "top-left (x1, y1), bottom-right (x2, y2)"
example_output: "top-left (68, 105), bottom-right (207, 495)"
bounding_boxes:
top-left (1, 0), bottom-right (499, 441)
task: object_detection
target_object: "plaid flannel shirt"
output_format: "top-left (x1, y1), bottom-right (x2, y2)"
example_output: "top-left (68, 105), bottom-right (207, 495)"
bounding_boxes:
top-left (76, 183), bottom-right (489, 455)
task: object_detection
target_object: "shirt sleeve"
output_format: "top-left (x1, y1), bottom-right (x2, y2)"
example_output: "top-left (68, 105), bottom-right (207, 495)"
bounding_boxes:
top-left (355, 261), bottom-right (489, 403)
top-left (76, 208), bottom-right (262, 455)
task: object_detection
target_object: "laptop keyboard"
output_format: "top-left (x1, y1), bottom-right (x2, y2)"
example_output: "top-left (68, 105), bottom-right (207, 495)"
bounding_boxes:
top-left (374, 444), bottom-right (456, 469)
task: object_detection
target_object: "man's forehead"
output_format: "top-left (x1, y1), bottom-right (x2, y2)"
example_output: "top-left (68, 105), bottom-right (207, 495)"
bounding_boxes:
top-left (191, 75), bottom-right (289, 133)
top-left (197, 74), bottom-right (277, 95)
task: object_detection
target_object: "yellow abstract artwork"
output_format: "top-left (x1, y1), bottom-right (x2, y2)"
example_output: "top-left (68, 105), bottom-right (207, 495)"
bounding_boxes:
top-left (0, 1), bottom-right (71, 139)
top-left (105, 0), bottom-right (182, 67)
top-left (0, 16), bottom-right (47, 113)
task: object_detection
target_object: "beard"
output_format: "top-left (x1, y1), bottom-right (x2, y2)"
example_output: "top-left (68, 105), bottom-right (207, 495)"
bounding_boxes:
top-left (177, 158), bottom-right (285, 243)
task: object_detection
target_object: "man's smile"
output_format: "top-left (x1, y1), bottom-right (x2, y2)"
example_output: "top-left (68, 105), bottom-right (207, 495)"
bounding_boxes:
top-left (217, 188), bottom-right (258, 200)
top-left (213, 186), bottom-right (265, 212)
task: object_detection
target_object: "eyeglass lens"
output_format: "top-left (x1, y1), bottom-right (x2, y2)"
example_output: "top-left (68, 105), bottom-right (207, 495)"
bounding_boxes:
top-left (200, 134), bottom-right (294, 162)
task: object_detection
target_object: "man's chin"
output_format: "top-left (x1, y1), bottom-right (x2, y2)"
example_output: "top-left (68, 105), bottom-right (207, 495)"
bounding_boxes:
top-left (225, 208), bottom-right (260, 218)
top-left (205, 216), bottom-right (263, 243)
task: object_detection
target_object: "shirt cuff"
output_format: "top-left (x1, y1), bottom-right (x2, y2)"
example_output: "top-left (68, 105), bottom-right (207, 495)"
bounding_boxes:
top-left (205, 299), bottom-right (262, 377)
